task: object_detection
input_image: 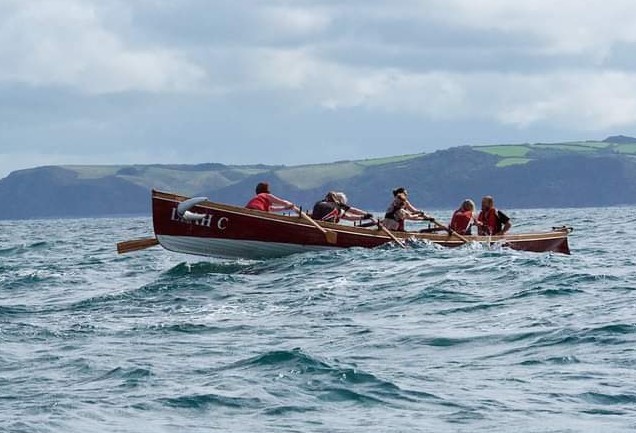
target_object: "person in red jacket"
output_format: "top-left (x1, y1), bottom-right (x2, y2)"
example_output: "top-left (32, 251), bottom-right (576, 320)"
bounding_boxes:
top-left (245, 182), bottom-right (296, 212)
top-left (476, 195), bottom-right (511, 235)
top-left (449, 199), bottom-right (476, 235)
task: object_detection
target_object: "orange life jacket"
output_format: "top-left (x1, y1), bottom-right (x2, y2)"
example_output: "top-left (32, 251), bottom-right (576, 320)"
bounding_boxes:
top-left (450, 209), bottom-right (473, 235)
top-left (478, 208), bottom-right (499, 235)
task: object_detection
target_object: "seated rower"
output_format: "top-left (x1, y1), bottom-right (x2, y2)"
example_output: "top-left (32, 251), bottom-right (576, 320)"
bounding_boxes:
top-left (391, 187), bottom-right (431, 218)
top-left (382, 192), bottom-right (426, 231)
top-left (245, 182), bottom-right (296, 212)
top-left (476, 195), bottom-right (511, 235)
top-left (311, 191), bottom-right (372, 223)
top-left (449, 199), bottom-right (476, 235)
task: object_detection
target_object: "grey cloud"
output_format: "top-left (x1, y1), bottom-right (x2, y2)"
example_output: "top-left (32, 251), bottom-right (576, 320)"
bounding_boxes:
top-left (124, 0), bottom-right (333, 48)
top-left (604, 42), bottom-right (636, 70)
top-left (314, 42), bottom-right (597, 74)
top-left (0, 80), bottom-right (610, 163)
top-left (120, 0), bottom-right (626, 78)
top-left (0, 84), bottom-right (149, 131)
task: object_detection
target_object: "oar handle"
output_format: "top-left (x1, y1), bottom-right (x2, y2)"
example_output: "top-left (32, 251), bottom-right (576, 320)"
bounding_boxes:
top-left (430, 219), bottom-right (470, 243)
top-left (371, 218), bottom-right (407, 249)
top-left (298, 209), bottom-right (327, 233)
top-left (297, 208), bottom-right (337, 244)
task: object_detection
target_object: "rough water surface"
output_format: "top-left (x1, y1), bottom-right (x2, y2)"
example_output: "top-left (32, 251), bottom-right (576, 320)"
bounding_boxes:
top-left (1, 208), bottom-right (635, 432)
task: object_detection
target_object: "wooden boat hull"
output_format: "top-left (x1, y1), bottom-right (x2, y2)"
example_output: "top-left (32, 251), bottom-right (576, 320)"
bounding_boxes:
top-left (152, 190), bottom-right (571, 259)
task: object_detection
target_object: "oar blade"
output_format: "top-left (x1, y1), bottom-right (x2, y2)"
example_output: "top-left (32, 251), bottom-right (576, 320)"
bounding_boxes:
top-left (325, 231), bottom-right (338, 245)
top-left (117, 237), bottom-right (160, 254)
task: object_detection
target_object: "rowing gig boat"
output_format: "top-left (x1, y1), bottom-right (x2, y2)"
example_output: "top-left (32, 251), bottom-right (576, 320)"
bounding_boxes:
top-left (150, 190), bottom-right (572, 259)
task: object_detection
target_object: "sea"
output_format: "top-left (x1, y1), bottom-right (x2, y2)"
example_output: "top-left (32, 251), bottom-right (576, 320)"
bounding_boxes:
top-left (1, 207), bottom-right (635, 433)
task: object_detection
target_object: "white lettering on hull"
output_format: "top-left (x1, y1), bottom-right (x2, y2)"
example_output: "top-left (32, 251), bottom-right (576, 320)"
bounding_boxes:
top-left (217, 217), bottom-right (228, 230)
top-left (170, 207), bottom-right (227, 229)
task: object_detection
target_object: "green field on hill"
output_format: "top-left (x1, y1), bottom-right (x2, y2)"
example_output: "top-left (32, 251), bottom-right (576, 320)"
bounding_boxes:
top-left (477, 145), bottom-right (531, 158)
top-left (475, 140), bottom-right (634, 166)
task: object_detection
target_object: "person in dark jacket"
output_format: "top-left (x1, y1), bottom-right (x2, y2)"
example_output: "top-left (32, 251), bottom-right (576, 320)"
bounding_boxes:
top-left (390, 187), bottom-right (429, 217)
top-left (311, 191), bottom-right (372, 223)
top-left (382, 192), bottom-right (428, 231)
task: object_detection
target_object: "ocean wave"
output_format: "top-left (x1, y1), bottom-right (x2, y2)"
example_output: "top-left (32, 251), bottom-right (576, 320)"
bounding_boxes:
top-left (519, 355), bottom-right (581, 366)
top-left (72, 366), bottom-right (155, 390)
top-left (528, 323), bottom-right (636, 348)
top-left (261, 405), bottom-right (317, 415)
top-left (221, 349), bottom-right (446, 407)
top-left (0, 245), bottom-right (20, 256)
top-left (578, 391), bottom-right (636, 405)
top-left (507, 286), bottom-right (584, 299)
top-left (4, 271), bottom-right (60, 290)
top-left (68, 279), bottom-right (219, 311)
top-left (396, 333), bottom-right (493, 348)
top-left (159, 393), bottom-right (262, 409)
top-left (437, 302), bottom-right (506, 315)
top-left (407, 286), bottom-right (480, 304)
top-left (0, 305), bottom-right (32, 316)
top-left (228, 349), bottom-right (331, 371)
top-left (315, 387), bottom-right (386, 404)
top-left (0, 241), bottom-right (50, 256)
top-left (163, 261), bottom-right (256, 277)
top-left (68, 291), bottom-right (133, 311)
top-left (138, 322), bottom-right (249, 335)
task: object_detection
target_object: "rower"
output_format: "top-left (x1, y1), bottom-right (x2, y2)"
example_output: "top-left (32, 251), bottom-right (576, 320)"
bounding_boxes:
top-left (245, 182), bottom-right (296, 213)
top-left (311, 191), bottom-right (372, 223)
top-left (390, 187), bottom-right (429, 217)
top-left (449, 199), bottom-right (476, 235)
top-left (476, 195), bottom-right (511, 235)
top-left (382, 192), bottom-right (427, 231)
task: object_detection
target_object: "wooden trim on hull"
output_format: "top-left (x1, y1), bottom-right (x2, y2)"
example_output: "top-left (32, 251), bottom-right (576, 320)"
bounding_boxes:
top-left (152, 190), bottom-right (571, 257)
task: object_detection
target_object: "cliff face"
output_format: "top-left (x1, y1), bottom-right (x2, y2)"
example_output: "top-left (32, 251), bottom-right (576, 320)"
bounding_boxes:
top-left (1, 138), bottom-right (636, 219)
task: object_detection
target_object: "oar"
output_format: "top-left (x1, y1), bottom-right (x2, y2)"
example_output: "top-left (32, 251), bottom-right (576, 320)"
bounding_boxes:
top-left (371, 218), bottom-right (407, 249)
top-left (117, 237), bottom-right (160, 254)
top-left (428, 218), bottom-right (470, 244)
top-left (297, 209), bottom-right (338, 244)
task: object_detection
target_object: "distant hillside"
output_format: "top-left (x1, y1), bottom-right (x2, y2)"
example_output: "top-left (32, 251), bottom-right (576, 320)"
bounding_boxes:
top-left (1, 137), bottom-right (636, 219)
top-left (603, 135), bottom-right (636, 144)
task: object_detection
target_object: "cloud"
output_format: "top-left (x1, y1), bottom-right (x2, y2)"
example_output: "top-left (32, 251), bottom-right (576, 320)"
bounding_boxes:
top-left (261, 5), bottom-right (332, 37)
top-left (0, 0), bottom-right (205, 93)
top-left (159, 0), bottom-right (636, 131)
top-left (493, 72), bottom-right (636, 129)
top-left (230, 47), bottom-right (636, 130)
top-left (432, 0), bottom-right (636, 59)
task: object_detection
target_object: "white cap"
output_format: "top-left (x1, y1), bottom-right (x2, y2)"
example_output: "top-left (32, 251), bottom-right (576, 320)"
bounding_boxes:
top-left (333, 192), bottom-right (348, 205)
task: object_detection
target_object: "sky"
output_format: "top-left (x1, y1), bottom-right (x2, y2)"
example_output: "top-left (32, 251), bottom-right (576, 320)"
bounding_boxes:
top-left (2, 0), bottom-right (636, 177)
